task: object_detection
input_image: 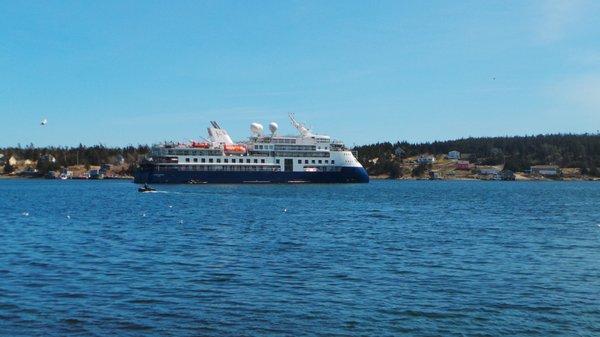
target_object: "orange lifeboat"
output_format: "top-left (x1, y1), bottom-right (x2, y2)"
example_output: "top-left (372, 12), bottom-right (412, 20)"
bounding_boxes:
top-left (224, 144), bottom-right (247, 154)
top-left (191, 141), bottom-right (210, 148)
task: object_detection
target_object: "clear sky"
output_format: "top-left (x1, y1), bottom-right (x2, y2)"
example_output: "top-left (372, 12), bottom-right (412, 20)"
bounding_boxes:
top-left (1, 0), bottom-right (600, 147)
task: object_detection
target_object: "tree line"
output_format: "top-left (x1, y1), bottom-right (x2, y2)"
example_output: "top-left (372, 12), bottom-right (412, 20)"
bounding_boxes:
top-left (2, 144), bottom-right (149, 175)
top-left (3, 134), bottom-right (600, 177)
top-left (354, 134), bottom-right (600, 177)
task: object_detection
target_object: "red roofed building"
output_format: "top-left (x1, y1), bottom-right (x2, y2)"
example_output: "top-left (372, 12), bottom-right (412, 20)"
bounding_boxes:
top-left (456, 161), bottom-right (472, 170)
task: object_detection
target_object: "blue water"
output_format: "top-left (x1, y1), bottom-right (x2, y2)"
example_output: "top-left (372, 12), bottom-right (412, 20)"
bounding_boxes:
top-left (0, 180), bottom-right (599, 336)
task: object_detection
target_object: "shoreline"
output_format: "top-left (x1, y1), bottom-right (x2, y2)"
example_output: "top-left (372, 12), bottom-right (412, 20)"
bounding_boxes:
top-left (0, 175), bottom-right (133, 180)
top-left (368, 175), bottom-right (600, 182)
top-left (1, 174), bottom-right (598, 182)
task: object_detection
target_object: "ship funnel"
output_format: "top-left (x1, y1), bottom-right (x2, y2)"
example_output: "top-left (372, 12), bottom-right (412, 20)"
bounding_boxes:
top-left (250, 122), bottom-right (264, 136)
top-left (269, 122), bottom-right (278, 135)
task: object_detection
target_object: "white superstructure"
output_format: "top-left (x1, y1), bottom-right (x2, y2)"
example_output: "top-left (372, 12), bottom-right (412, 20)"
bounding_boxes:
top-left (136, 114), bottom-right (368, 184)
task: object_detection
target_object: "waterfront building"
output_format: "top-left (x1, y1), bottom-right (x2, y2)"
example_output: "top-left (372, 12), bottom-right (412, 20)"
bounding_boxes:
top-left (416, 154), bottom-right (435, 165)
top-left (448, 150), bottom-right (460, 160)
top-left (530, 165), bottom-right (560, 176)
top-left (456, 160), bottom-right (472, 170)
top-left (477, 167), bottom-right (499, 175)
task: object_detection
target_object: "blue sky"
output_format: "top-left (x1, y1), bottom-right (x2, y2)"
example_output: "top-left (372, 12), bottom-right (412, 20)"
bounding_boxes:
top-left (1, 0), bottom-right (600, 147)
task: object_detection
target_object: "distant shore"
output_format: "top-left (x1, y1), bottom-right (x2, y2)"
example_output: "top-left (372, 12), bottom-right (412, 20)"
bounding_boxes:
top-left (1, 174), bottom-right (598, 182)
top-left (369, 175), bottom-right (600, 181)
top-left (0, 174), bottom-right (133, 180)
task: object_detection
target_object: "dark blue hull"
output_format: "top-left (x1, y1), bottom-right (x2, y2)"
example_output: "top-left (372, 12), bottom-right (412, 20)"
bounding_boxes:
top-left (134, 167), bottom-right (369, 184)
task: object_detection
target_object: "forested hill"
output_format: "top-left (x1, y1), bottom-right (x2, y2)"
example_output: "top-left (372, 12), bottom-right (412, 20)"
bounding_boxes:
top-left (1, 144), bottom-right (149, 173)
top-left (2, 134), bottom-right (600, 177)
top-left (354, 134), bottom-right (600, 176)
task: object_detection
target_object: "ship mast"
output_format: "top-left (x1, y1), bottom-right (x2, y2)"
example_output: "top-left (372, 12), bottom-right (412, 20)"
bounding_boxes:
top-left (288, 113), bottom-right (313, 137)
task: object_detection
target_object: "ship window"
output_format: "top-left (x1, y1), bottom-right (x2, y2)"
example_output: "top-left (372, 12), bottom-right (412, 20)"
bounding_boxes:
top-left (231, 158), bottom-right (236, 163)
top-left (224, 158), bottom-right (228, 163)
top-left (201, 158), bottom-right (206, 163)
top-left (254, 159), bottom-right (258, 163)
top-left (209, 158), bottom-right (213, 163)
top-left (185, 158), bottom-right (190, 163)
top-left (325, 160), bottom-right (328, 164)
top-left (246, 159), bottom-right (251, 163)
top-left (311, 160), bottom-right (315, 164)
top-left (298, 159), bottom-right (301, 164)
top-left (276, 159), bottom-right (280, 164)
top-left (217, 158), bottom-right (221, 163)
top-left (261, 159), bottom-right (265, 163)
top-left (331, 160), bottom-right (335, 164)
top-left (193, 158), bottom-right (198, 163)
top-left (318, 160), bottom-right (322, 164)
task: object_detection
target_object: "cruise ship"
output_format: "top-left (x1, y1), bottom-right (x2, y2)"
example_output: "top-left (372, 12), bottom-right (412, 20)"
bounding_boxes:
top-left (134, 114), bottom-right (369, 184)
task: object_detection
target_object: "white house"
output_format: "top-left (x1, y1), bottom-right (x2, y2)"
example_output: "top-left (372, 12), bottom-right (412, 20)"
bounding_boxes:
top-left (530, 165), bottom-right (560, 176)
top-left (115, 154), bottom-right (125, 165)
top-left (478, 167), bottom-right (499, 175)
top-left (39, 154), bottom-right (56, 163)
top-left (416, 154), bottom-right (435, 165)
top-left (448, 150), bottom-right (461, 160)
top-left (394, 147), bottom-right (406, 158)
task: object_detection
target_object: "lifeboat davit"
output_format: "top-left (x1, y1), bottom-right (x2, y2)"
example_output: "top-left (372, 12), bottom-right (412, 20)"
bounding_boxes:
top-left (224, 144), bottom-right (247, 154)
top-left (191, 141), bottom-right (210, 148)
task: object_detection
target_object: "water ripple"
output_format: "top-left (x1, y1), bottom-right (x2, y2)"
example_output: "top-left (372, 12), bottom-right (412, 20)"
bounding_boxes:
top-left (0, 180), bottom-right (599, 336)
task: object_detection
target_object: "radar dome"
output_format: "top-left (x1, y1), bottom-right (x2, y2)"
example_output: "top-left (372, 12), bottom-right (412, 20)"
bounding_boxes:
top-left (269, 122), bottom-right (278, 135)
top-left (250, 122), bottom-right (264, 135)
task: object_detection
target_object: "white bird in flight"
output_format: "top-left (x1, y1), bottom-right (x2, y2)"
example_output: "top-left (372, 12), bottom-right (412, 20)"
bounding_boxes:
top-left (40, 118), bottom-right (48, 126)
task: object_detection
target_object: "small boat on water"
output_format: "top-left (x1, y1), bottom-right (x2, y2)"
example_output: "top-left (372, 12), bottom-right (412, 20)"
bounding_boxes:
top-left (138, 184), bottom-right (156, 193)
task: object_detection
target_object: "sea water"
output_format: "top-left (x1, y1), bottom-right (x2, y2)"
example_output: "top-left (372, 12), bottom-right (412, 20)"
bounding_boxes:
top-left (0, 180), bottom-right (599, 336)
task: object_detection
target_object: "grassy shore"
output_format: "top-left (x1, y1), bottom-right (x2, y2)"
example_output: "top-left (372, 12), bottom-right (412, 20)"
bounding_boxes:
top-left (367, 155), bottom-right (600, 181)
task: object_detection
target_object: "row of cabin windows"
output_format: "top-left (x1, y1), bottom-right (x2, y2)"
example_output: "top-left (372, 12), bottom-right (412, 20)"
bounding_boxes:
top-left (271, 138), bottom-right (296, 144)
top-left (297, 159), bottom-right (333, 165)
top-left (184, 157), bottom-right (335, 165)
top-left (272, 145), bottom-right (316, 151)
top-left (273, 159), bottom-right (334, 165)
top-left (185, 157), bottom-right (266, 164)
top-left (273, 151), bottom-right (329, 158)
top-left (176, 165), bottom-right (279, 172)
